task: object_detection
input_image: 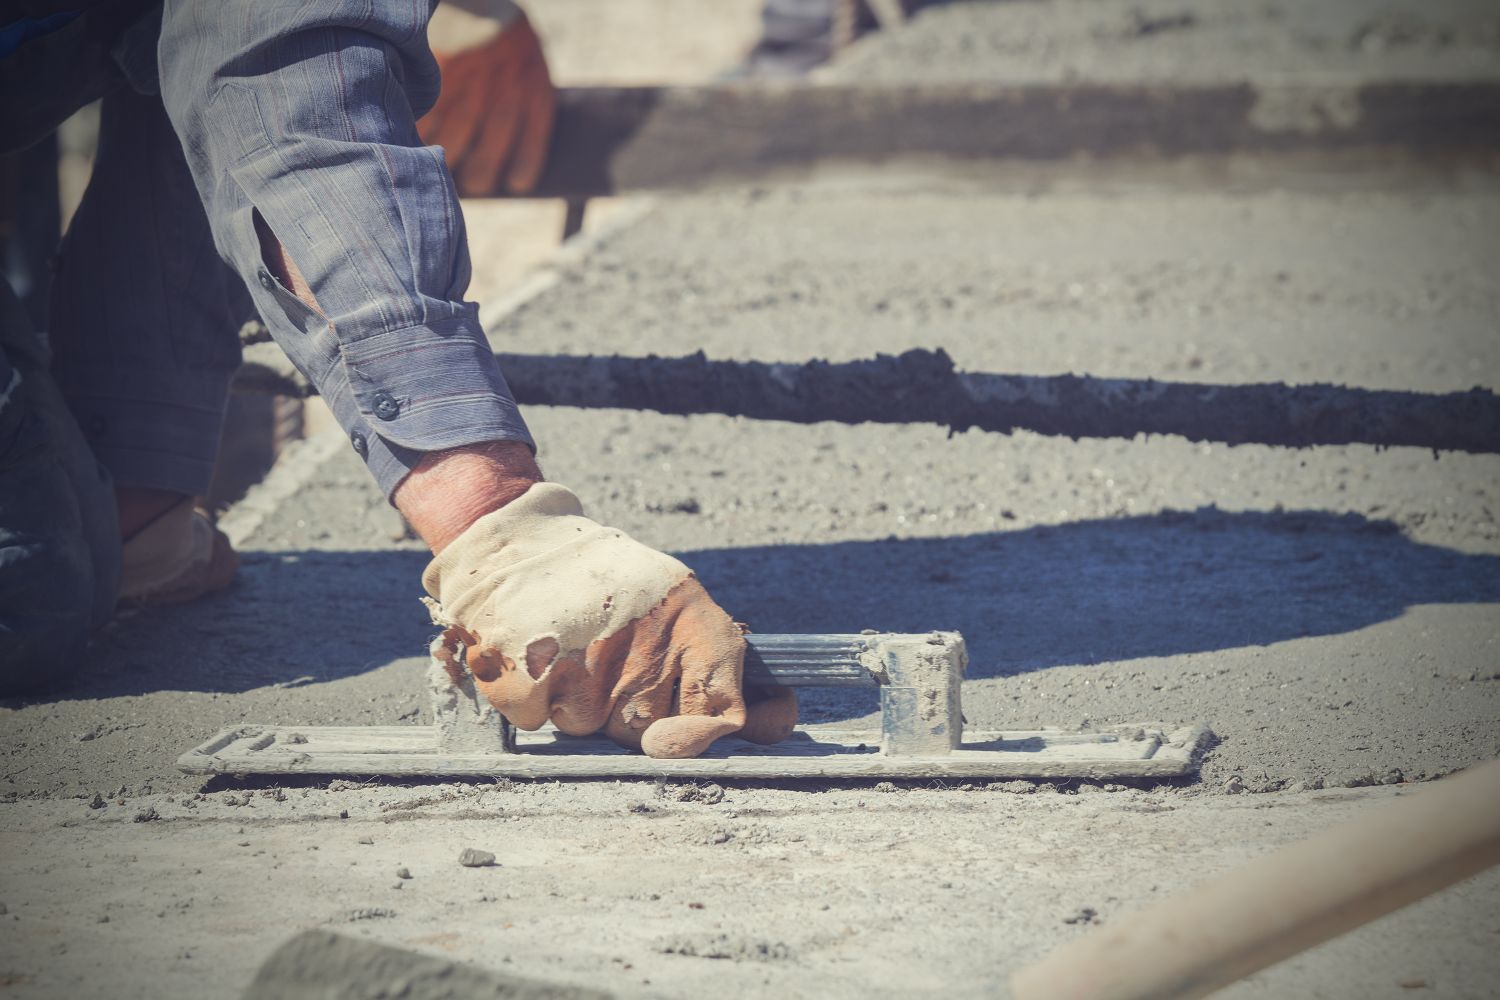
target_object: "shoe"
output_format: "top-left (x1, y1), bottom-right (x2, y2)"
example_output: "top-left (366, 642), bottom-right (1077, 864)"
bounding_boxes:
top-left (118, 497), bottom-right (239, 606)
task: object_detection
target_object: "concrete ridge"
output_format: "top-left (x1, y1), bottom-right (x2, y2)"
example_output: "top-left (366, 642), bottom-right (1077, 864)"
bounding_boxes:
top-left (479, 196), bottom-right (659, 344)
top-left (216, 428), bottom-right (349, 549)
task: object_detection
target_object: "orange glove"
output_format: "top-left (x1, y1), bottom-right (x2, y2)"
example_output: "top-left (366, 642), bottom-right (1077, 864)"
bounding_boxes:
top-left (419, 0), bottom-right (555, 196)
top-left (423, 484), bottom-right (798, 758)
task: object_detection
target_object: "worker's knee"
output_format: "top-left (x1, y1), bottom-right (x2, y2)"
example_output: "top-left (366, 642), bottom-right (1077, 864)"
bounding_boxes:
top-left (0, 293), bottom-right (121, 694)
top-left (0, 406), bottom-right (99, 695)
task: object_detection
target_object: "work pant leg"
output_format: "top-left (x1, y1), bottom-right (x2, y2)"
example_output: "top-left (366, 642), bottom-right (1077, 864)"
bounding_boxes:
top-left (0, 8), bottom-right (151, 686)
top-left (49, 82), bottom-right (245, 498)
top-left (0, 281), bottom-right (120, 691)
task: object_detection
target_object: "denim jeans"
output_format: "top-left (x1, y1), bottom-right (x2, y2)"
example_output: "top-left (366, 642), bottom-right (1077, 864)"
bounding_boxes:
top-left (3, 0), bottom-right (533, 502)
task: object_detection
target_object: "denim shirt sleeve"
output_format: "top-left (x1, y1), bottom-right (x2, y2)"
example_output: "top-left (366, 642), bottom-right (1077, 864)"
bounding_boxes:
top-left (156, 0), bottom-right (533, 499)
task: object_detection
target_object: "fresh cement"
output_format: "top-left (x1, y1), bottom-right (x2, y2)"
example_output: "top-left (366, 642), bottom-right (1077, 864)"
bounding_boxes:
top-left (3, 175), bottom-right (1495, 999)
top-left (3, 3), bottom-right (1499, 997)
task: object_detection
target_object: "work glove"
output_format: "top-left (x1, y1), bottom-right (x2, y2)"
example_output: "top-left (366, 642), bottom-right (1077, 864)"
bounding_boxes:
top-left (419, 0), bottom-right (555, 196)
top-left (422, 483), bottom-right (797, 758)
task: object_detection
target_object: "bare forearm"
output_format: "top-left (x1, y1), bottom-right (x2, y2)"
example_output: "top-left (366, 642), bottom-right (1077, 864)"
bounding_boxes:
top-left (393, 441), bottom-right (543, 554)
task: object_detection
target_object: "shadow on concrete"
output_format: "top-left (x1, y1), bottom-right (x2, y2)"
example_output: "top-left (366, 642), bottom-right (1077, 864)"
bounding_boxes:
top-left (36, 507), bottom-right (1500, 704)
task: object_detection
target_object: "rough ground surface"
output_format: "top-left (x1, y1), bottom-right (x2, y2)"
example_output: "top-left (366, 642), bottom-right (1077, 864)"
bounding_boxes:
top-left (4, 4), bottom-right (1500, 998)
top-left (834, 0), bottom-right (1500, 84)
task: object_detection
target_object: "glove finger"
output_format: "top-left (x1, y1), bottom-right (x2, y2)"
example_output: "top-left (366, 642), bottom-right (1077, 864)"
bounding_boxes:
top-left (639, 581), bottom-right (748, 759)
top-left (669, 584), bottom-right (747, 721)
top-left (430, 55), bottom-right (494, 191)
top-left (739, 685), bottom-right (799, 745)
top-left (501, 54), bottom-right (555, 194)
top-left (468, 641), bottom-right (556, 731)
top-left (641, 713), bottom-right (743, 760)
top-left (602, 615), bottom-right (679, 752)
top-left (453, 62), bottom-right (525, 197)
top-left (549, 629), bottom-right (627, 736)
top-left (417, 52), bottom-right (479, 165)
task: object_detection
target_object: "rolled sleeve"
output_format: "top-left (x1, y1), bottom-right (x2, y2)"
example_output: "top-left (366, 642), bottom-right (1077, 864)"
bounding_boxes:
top-left (326, 314), bottom-right (534, 497)
top-left (157, 0), bottom-right (533, 500)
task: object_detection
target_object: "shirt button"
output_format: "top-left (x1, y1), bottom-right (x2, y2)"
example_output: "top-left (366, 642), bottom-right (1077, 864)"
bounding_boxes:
top-left (350, 431), bottom-right (368, 458)
top-left (371, 391), bottom-right (400, 421)
top-left (257, 268), bottom-right (276, 292)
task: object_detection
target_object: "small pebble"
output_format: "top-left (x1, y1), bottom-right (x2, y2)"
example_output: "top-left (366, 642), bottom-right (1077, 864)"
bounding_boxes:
top-left (873, 782), bottom-right (899, 794)
top-left (356, 835), bottom-right (374, 845)
top-left (1063, 907), bottom-right (1099, 925)
top-left (458, 848), bottom-right (496, 868)
top-left (342, 907), bottom-right (396, 922)
top-left (396, 867), bottom-right (412, 879)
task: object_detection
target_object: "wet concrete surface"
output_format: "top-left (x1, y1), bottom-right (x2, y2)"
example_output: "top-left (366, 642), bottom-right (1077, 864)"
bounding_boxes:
top-left (3, 4), bottom-right (1499, 997)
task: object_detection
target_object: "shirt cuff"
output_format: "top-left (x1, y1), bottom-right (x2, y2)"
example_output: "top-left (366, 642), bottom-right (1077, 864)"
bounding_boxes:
top-left (320, 317), bottom-right (535, 500)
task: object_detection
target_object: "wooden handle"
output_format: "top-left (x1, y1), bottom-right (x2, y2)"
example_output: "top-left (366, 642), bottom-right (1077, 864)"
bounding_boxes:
top-left (1010, 758), bottom-right (1500, 1000)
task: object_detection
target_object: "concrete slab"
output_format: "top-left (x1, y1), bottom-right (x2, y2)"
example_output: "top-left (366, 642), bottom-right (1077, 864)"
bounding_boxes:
top-left (1, 4), bottom-right (1496, 997)
top-left (1, 784), bottom-right (1497, 999)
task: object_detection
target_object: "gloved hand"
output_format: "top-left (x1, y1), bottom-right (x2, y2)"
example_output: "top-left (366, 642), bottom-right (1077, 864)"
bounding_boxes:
top-left (423, 483), bottom-right (797, 758)
top-left (419, 0), bottom-right (555, 196)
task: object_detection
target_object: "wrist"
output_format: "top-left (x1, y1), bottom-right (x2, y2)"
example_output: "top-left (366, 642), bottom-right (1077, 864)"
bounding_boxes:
top-left (394, 440), bottom-right (542, 554)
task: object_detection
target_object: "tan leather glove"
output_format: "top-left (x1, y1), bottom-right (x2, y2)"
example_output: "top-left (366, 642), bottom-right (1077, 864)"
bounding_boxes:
top-left (419, 0), bottom-right (555, 196)
top-left (422, 483), bottom-right (797, 758)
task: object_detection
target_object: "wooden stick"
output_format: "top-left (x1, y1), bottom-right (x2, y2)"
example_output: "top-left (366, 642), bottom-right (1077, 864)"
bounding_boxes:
top-left (1010, 758), bottom-right (1500, 1000)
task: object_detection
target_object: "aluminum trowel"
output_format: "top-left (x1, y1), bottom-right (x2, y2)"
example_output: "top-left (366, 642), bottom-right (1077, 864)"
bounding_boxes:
top-left (180, 632), bottom-right (1210, 780)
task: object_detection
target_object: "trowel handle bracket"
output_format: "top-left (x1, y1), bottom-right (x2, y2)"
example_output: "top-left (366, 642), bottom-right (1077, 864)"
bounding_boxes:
top-left (742, 633), bottom-right (883, 687)
top-left (744, 631), bottom-right (968, 755)
top-left (870, 633), bottom-right (967, 756)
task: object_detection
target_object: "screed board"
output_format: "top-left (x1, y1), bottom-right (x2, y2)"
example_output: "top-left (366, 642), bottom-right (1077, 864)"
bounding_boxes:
top-left (179, 723), bottom-right (1211, 781)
